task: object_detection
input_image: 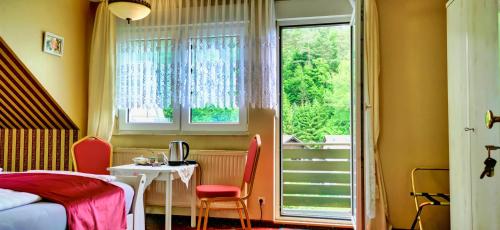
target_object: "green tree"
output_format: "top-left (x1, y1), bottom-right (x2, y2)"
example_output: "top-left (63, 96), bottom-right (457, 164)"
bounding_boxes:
top-left (281, 25), bottom-right (351, 143)
top-left (191, 105), bottom-right (239, 123)
top-left (282, 93), bottom-right (294, 134)
top-left (291, 101), bottom-right (332, 143)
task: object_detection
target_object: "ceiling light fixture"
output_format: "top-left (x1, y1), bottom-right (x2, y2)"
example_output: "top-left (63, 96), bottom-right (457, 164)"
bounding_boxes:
top-left (108, 0), bottom-right (151, 24)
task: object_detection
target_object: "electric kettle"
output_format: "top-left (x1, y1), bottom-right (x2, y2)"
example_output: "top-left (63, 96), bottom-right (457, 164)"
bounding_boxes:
top-left (168, 141), bottom-right (189, 165)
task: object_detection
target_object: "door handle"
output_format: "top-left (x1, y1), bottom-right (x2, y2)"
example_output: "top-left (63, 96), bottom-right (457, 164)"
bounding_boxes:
top-left (486, 110), bottom-right (500, 129)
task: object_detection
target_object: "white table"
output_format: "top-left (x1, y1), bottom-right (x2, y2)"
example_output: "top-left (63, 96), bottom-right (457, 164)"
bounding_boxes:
top-left (109, 164), bottom-right (198, 230)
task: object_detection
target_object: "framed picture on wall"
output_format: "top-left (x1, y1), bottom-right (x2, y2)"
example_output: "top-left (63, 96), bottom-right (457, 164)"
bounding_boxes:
top-left (43, 32), bottom-right (64, 57)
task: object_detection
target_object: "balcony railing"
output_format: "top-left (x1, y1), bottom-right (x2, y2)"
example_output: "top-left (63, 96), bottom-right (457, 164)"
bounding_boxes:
top-left (282, 142), bottom-right (351, 219)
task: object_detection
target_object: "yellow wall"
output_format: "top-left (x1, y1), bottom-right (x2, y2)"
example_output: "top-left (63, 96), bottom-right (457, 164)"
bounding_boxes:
top-left (0, 0), bottom-right (275, 221)
top-left (378, 0), bottom-right (450, 229)
top-left (112, 108), bottom-right (276, 220)
top-left (0, 0), bottom-right (90, 133)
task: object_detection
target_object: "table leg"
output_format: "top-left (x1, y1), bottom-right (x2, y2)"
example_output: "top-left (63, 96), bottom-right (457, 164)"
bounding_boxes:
top-left (190, 169), bottom-right (197, 227)
top-left (165, 172), bottom-right (172, 230)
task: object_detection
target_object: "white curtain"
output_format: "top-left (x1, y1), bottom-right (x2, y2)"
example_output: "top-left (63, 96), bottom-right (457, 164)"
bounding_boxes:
top-left (116, 0), bottom-right (277, 111)
top-left (364, 0), bottom-right (390, 229)
top-left (88, 1), bottom-right (116, 141)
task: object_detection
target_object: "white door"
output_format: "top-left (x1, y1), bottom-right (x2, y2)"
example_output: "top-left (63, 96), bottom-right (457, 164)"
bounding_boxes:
top-left (468, 0), bottom-right (500, 228)
top-left (448, 0), bottom-right (500, 229)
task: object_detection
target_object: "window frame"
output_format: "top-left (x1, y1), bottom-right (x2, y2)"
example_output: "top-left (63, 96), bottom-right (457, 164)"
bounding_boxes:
top-left (182, 35), bottom-right (247, 132)
top-left (117, 33), bottom-right (248, 134)
top-left (117, 104), bottom-right (181, 132)
top-left (180, 102), bottom-right (248, 132)
top-left (118, 104), bottom-right (248, 133)
top-left (275, 20), bottom-right (355, 225)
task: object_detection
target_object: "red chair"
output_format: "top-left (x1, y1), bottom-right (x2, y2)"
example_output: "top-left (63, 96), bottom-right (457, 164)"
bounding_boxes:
top-left (71, 136), bottom-right (113, 175)
top-left (196, 135), bottom-right (262, 230)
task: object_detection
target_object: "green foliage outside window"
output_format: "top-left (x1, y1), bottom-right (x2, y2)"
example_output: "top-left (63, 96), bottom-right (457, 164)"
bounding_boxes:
top-left (282, 26), bottom-right (351, 143)
top-left (162, 105), bottom-right (239, 123)
top-left (163, 107), bottom-right (173, 120)
top-left (191, 105), bottom-right (239, 123)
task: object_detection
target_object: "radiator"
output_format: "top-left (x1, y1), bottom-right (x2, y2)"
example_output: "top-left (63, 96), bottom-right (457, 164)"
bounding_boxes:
top-left (113, 148), bottom-right (247, 210)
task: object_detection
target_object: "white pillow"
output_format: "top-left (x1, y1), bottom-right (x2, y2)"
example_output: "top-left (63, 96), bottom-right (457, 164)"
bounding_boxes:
top-left (0, 189), bottom-right (41, 211)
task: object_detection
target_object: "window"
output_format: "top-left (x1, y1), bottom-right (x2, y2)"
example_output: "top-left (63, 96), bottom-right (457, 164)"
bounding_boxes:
top-left (182, 36), bottom-right (247, 132)
top-left (117, 36), bottom-right (247, 133)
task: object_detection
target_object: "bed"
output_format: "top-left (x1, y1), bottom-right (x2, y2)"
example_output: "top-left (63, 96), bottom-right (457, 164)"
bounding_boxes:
top-left (0, 173), bottom-right (146, 230)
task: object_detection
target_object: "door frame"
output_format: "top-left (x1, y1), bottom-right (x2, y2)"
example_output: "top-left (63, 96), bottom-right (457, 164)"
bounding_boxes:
top-left (353, 0), bottom-right (364, 228)
top-left (273, 17), bottom-right (362, 227)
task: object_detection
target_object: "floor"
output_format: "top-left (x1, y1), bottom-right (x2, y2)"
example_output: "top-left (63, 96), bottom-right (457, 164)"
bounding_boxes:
top-left (146, 215), bottom-right (343, 230)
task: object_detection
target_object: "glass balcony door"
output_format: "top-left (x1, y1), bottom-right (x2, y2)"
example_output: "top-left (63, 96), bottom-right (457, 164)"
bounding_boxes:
top-left (279, 24), bottom-right (353, 220)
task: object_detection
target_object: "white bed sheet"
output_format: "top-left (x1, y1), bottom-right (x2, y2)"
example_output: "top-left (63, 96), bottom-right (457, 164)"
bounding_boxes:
top-left (0, 181), bottom-right (134, 230)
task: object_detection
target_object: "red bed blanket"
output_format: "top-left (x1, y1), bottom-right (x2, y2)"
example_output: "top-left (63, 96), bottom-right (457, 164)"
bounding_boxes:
top-left (0, 173), bottom-right (126, 230)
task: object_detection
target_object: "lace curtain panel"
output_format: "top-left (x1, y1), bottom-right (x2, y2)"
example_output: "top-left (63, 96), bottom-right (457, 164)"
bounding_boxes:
top-left (116, 0), bottom-right (277, 111)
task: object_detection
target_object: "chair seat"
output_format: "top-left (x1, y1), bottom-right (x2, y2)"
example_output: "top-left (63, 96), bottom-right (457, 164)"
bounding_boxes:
top-left (196, 185), bottom-right (241, 198)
